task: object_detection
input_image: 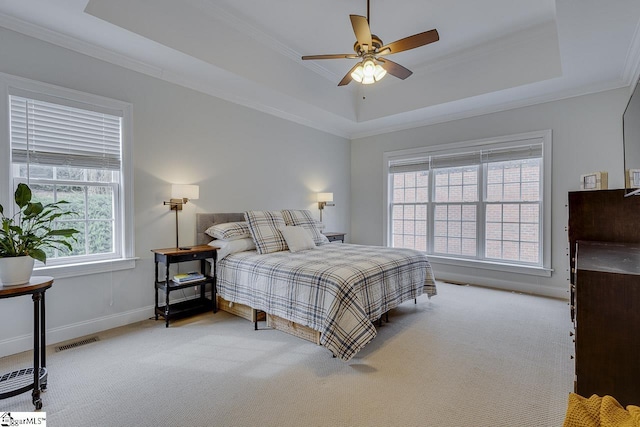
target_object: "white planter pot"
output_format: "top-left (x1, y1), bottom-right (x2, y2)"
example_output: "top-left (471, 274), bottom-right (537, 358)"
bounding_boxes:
top-left (0, 256), bottom-right (35, 287)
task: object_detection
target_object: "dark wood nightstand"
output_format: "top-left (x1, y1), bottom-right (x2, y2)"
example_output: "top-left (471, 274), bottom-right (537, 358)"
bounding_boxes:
top-left (323, 232), bottom-right (346, 243)
top-left (151, 245), bottom-right (218, 327)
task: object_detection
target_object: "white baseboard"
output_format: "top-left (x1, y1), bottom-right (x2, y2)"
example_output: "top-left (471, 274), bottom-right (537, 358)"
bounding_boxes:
top-left (435, 272), bottom-right (570, 300)
top-left (0, 305), bottom-right (154, 358)
top-left (0, 278), bottom-right (565, 359)
top-left (0, 291), bottom-right (217, 358)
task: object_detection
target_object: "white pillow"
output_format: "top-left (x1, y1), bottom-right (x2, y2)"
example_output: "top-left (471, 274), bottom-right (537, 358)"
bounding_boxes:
top-left (279, 226), bottom-right (316, 253)
top-left (208, 237), bottom-right (256, 260)
top-left (281, 209), bottom-right (326, 246)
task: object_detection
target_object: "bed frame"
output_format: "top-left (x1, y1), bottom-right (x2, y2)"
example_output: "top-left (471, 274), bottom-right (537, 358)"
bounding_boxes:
top-left (196, 213), bottom-right (263, 325)
top-left (196, 212), bottom-right (245, 246)
top-left (196, 212), bottom-right (321, 344)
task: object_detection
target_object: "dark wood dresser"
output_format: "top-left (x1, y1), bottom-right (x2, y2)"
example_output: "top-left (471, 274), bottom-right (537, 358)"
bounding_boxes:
top-left (568, 189), bottom-right (640, 407)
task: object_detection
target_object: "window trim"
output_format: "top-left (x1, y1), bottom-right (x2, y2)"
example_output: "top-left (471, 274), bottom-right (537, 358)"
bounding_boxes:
top-left (382, 130), bottom-right (552, 277)
top-left (0, 71), bottom-right (136, 277)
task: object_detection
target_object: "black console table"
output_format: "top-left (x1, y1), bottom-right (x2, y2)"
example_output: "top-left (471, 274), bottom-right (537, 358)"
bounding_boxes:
top-left (0, 276), bottom-right (53, 410)
top-left (152, 245), bottom-right (217, 327)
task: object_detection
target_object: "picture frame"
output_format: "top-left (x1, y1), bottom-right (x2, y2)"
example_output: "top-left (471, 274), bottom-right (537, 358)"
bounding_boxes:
top-left (626, 169), bottom-right (640, 188)
top-left (580, 171), bottom-right (608, 191)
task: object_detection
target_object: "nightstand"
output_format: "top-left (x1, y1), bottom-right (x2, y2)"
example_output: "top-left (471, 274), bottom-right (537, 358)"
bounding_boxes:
top-left (323, 232), bottom-right (346, 243)
top-left (151, 245), bottom-right (218, 327)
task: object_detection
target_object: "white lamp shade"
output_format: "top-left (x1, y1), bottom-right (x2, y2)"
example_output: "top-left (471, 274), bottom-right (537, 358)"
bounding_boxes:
top-left (317, 192), bottom-right (334, 202)
top-left (351, 65), bottom-right (364, 83)
top-left (172, 184), bottom-right (199, 200)
top-left (373, 64), bottom-right (387, 80)
top-left (350, 60), bottom-right (387, 84)
top-left (362, 59), bottom-right (376, 78)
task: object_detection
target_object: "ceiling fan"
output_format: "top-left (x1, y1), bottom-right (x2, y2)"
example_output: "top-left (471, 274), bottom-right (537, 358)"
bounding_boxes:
top-left (301, 0), bottom-right (439, 86)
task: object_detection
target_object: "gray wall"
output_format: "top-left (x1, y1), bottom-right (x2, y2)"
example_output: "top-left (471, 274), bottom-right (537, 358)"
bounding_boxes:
top-left (351, 88), bottom-right (629, 298)
top-left (0, 24), bottom-right (631, 356)
top-left (0, 28), bottom-right (350, 357)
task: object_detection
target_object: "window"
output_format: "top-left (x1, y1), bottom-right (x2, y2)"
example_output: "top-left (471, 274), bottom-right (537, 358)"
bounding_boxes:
top-left (1, 73), bottom-right (134, 274)
top-left (391, 170), bottom-right (428, 251)
top-left (484, 158), bottom-right (541, 264)
top-left (384, 131), bottom-right (551, 275)
top-left (432, 165), bottom-right (478, 257)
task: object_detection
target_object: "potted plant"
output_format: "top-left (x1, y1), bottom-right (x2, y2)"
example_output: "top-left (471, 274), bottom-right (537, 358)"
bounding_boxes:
top-left (0, 183), bottom-right (79, 287)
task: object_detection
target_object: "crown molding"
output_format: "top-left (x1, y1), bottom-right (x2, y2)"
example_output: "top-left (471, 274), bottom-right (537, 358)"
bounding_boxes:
top-left (159, 68), bottom-right (352, 139)
top-left (0, 12), bottom-right (353, 139)
top-left (0, 13), bottom-right (163, 79)
top-left (350, 79), bottom-right (629, 140)
top-left (1, 8), bottom-right (636, 141)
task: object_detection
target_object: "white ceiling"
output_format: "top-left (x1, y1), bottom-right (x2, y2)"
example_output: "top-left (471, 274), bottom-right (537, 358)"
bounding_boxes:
top-left (1, 0), bottom-right (639, 139)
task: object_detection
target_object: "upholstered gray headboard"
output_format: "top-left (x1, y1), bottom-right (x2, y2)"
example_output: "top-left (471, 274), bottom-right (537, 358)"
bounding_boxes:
top-left (196, 212), bottom-right (245, 245)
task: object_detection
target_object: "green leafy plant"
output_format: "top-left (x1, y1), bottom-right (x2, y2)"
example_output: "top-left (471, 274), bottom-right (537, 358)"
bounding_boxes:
top-left (0, 183), bottom-right (79, 264)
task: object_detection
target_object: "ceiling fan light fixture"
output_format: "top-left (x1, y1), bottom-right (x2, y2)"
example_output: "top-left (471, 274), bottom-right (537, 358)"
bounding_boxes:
top-left (362, 59), bottom-right (376, 77)
top-left (362, 75), bottom-right (375, 85)
top-left (373, 63), bottom-right (387, 81)
top-left (351, 59), bottom-right (386, 85)
top-left (301, 0), bottom-right (439, 86)
top-left (351, 65), bottom-right (365, 83)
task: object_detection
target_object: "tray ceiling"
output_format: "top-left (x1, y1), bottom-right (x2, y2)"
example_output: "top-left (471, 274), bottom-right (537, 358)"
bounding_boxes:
top-left (1, 0), bottom-right (639, 138)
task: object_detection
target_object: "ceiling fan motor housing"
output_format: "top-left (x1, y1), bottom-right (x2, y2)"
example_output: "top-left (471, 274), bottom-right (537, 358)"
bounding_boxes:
top-left (354, 35), bottom-right (383, 55)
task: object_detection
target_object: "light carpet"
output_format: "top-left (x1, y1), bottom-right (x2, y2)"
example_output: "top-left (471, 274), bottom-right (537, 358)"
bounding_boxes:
top-left (0, 282), bottom-right (574, 426)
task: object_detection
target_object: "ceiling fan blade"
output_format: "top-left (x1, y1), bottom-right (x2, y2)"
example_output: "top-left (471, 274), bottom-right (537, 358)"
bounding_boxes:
top-left (302, 54), bottom-right (359, 60)
top-left (350, 15), bottom-right (372, 51)
top-left (338, 63), bottom-right (362, 86)
top-left (378, 29), bottom-right (439, 55)
top-left (378, 58), bottom-right (413, 80)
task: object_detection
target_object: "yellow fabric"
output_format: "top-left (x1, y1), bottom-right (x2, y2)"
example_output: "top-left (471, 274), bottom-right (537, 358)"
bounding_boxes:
top-left (563, 393), bottom-right (640, 427)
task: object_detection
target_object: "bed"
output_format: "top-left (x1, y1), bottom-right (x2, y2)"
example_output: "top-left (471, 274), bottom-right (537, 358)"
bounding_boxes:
top-left (197, 212), bottom-right (437, 361)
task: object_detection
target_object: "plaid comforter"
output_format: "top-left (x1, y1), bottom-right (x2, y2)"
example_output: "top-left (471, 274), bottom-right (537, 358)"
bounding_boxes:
top-left (217, 243), bottom-right (436, 361)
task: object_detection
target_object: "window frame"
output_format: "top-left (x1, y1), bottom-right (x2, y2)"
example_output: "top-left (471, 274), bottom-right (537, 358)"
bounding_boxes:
top-left (13, 176), bottom-right (121, 263)
top-left (390, 170), bottom-right (429, 251)
top-left (383, 130), bottom-right (552, 277)
top-left (430, 164), bottom-right (481, 259)
top-left (0, 72), bottom-right (136, 278)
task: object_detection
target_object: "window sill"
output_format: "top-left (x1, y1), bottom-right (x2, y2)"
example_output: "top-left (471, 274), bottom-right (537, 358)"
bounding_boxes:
top-left (35, 257), bottom-right (138, 279)
top-left (427, 255), bottom-right (552, 277)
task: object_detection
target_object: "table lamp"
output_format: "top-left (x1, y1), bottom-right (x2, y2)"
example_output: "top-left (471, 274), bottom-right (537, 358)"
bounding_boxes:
top-left (164, 184), bottom-right (199, 249)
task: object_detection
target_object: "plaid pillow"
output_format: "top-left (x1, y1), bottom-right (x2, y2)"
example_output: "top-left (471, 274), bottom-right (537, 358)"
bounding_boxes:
top-left (205, 221), bottom-right (250, 241)
top-left (281, 209), bottom-right (328, 246)
top-left (244, 211), bottom-right (288, 254)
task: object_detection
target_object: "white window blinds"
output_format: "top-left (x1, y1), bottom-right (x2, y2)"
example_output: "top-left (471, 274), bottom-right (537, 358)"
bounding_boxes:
top-left (10, 94), bottom-right (122, 170)
top-left (388, 157), bottom-right (430, 174)
top-left (480, 143), bottom-right (543, 164)
top-left (389, 140), bottom-right (543, 172)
